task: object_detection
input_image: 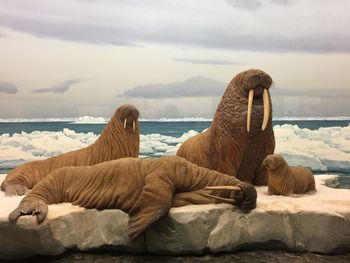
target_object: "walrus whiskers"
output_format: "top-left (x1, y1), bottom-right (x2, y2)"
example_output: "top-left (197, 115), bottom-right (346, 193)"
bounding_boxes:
top-left (262, 89), bottom-right (269, 131)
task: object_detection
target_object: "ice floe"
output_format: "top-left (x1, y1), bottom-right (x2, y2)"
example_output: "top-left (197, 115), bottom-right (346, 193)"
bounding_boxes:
top-left (0, 125), bottom-right (349, 172)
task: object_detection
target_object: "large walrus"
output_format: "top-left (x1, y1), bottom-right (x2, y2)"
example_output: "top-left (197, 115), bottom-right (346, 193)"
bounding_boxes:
top-left (8, 156), bottom-right (257, 241)
top-left (177, 69), bottom-right (275, 185)
top-left (1, 104), bottom-right (140, 196)
top-left (262, 154), bottom-right (316, 196)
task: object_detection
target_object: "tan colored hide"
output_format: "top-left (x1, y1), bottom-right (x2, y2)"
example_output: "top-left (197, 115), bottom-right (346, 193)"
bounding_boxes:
top-left (1, 104), bottom-right (140, 196)
top-left (177, 69), bottom-right (275, 186)
top-left (262, 154), bottom-right (316, 196)
top-left (9, 156), bottom-right (257, 241)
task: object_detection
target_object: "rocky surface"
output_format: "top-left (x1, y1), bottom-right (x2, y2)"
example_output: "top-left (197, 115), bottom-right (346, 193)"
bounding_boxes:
top-left (0, 174), bottom-right (349, 260)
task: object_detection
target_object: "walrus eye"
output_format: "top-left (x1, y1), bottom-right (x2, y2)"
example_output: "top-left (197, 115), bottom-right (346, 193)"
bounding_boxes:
top-left (246, 88), bottom-right (270, 132)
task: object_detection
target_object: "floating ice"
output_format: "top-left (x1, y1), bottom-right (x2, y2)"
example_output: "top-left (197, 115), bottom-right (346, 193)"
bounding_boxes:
top-left (70, 116), bottom-right (107, 124)
top-left (0, 125), bottom-right (349, 172)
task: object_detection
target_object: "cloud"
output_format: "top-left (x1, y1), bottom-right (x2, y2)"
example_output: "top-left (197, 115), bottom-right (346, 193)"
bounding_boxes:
top-left (118, 76), bottom-right (225, 98)
top-left (32, 79), bottom-right (83, 93)
top-left (172, 58), bottom-right (244, 65)
top-left (272, 87), bottom-right (350, 98)
top-left (226, 0), bottom-right (262, 10)
top-left (226, 0), bottom-right (293, 10)
top-left (0, 0), bottom-right (349, 53)
top-left (270, 0), bottom-right (293, 6)
top-left (0, 81), bottom-right (18, 94)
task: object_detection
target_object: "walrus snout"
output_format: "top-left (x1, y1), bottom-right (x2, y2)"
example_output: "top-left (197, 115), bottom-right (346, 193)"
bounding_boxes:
top-left (242, 69), bottom-right (272, 133)
top-left (117, 104), bottom-right (139, 132)
top-left (262, 154), bottom-right (284, 171)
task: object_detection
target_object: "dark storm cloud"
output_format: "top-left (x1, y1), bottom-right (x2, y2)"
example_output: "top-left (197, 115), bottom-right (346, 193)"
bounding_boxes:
top-left (118, 76), bottom-right (225, 98)
top-left (0, 0), bottom-right (349, 53)
top-left (32, 79), bottom-right (83, 94)
top-left (0, 81), bottom-right (18, 94)
top-left (172, 58), bottom-right (244, 65)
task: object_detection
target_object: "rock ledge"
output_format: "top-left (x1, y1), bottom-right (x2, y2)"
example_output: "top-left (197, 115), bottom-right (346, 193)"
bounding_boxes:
top-left (0, 174), bottom-right (349, 260)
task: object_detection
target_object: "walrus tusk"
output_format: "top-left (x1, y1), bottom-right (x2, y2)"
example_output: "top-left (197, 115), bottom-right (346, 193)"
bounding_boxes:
top-left (205, 186), bottom-right (241, 191)
top-left (133, 120), bottom-right (136, 132)
top-left (247, 89), bottom-right (254, 132)
top-left (124, 118), bottom-right (127, 129)
top-left (202, 193), bottom-right (236, 204)
top-left (262, 89), bottom-right (269, 131)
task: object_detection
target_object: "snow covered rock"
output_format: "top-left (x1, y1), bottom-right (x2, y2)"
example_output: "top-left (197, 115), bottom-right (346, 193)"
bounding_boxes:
top-left (0, 174), bottom-right (349, 260)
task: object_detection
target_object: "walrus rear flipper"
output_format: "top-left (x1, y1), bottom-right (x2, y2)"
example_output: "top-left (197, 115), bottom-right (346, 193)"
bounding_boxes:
top-left (128, 171), bottom-right (174, 241)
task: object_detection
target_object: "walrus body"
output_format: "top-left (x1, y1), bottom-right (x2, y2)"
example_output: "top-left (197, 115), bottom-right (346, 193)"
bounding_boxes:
top-left (9, 156), bottom-right (257, 241)
top-left (177, 69), bottom-right (275, 185)
top-left (262, 154), bottom-right (316, 196)
top-left (1, 105), bottom-right (140, 196)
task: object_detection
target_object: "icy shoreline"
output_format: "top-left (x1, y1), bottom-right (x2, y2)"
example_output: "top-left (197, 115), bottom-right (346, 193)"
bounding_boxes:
top-left (1, 124), bottom-right (350, 172)
top-left (0, 174), bottom-right (349, 260)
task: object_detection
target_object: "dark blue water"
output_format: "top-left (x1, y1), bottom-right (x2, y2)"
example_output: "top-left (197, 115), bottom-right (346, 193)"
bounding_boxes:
top-left (0, 120), bottom-right (349, 136)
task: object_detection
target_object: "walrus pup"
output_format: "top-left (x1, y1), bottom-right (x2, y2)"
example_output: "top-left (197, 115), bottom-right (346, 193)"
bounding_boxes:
top-left (1, 104), bottom-right (140, 196)
top-left (177, 69), bottom-right (275, 185)
top-left (8, 156), bottom-right (257, 241)
top-left (262, 154), bottom-right (316, 196)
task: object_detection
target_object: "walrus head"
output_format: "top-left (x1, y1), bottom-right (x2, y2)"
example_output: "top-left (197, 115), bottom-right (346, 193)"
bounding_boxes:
top-left (116, 104), bottom-right (139, 133)
top-left (262, 154), bottom-right (284, 171)
top-left (232, 69), bottom-right (273, 132)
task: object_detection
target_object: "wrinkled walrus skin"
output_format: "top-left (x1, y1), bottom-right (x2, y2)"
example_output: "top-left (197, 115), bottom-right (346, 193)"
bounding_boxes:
top-left (262, 154), bottom-right (316, 196)
top-left (1, 104), bottom-right (140, 196)
top-left (177, 69), bottom-right (275, 186)
top-left (9, 156), bottom-right (257, 241)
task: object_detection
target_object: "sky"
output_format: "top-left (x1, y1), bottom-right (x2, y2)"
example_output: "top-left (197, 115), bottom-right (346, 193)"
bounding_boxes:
top-left (0, 0), bottom-right (349, 119)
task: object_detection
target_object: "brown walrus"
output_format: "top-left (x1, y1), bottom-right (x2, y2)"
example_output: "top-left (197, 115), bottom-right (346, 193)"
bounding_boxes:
top-left (262, 154), bottom-right (316, 196)
top-left (177, 69), bottom-right (275, 185)
top-left (8, 156), bottom-right (257, 241)
top-left (1, 104), bottom-right (140, 196)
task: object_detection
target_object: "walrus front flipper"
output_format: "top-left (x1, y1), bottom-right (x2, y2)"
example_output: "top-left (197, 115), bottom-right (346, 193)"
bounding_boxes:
top-left (9, 200), bottom-right (48, 223)
top-left (128, 171), bottom-right (175, 241)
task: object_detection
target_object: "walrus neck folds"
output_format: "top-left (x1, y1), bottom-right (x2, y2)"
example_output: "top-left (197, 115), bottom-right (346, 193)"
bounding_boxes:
top-left (269, 158), bottom-right (292, 185)
top-left (92, 117), bottom-right (140, 161)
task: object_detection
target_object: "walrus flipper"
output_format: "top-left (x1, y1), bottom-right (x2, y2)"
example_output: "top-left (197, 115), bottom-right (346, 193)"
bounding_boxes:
top-left (9, 199), bottom-right (48, 223)
top-left (128, 171), bottom-right (175, 241)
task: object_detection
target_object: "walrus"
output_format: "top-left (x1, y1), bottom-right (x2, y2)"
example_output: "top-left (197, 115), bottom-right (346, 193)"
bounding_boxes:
top-left (177, 69), bottom-right (275, 185)
top-left (262, 154), bottom-right (316, 196)
top-left (1, 104), bottom-right (140, 196)
top-left (8, 156), bottom-right (257, 241)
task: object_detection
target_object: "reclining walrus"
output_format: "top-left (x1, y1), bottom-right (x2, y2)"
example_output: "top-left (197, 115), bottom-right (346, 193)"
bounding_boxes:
top-left (177, 69), bottom-right (275, 185)
top-left (262, 154), bottom-right (316, 196)
top-left (1, 104), bottom-right (140, 196)
top-left (8, 156), bottom-right (257, 241)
